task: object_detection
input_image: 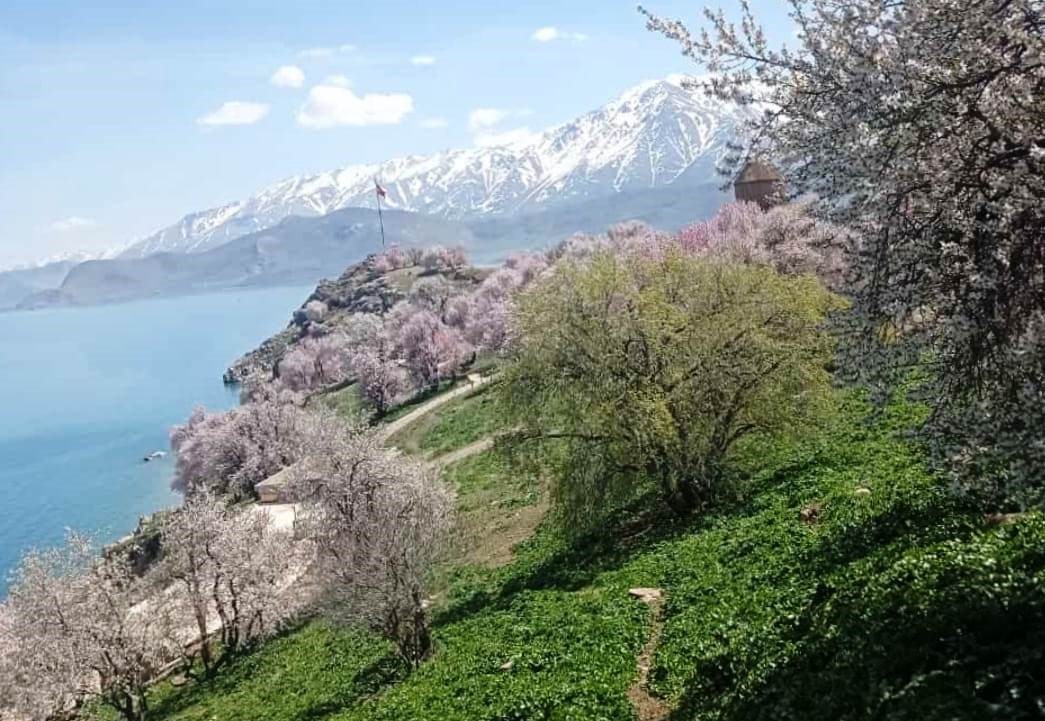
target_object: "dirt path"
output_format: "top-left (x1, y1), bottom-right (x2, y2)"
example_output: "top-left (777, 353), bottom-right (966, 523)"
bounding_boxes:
top-left (627, 588), bottom-right (671, 721)
top-left (376, 376), bottom-right (492, 444)
top-left (429, 437), bottom-right (496, 469)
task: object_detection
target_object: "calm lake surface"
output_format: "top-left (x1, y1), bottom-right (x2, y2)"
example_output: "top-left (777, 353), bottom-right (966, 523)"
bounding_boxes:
top-left (0, 286), bottom-right (310, 594)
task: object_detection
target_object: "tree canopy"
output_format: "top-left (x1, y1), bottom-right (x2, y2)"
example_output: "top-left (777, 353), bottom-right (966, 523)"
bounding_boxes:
top-left (500, 250), bottom-right (842, 524)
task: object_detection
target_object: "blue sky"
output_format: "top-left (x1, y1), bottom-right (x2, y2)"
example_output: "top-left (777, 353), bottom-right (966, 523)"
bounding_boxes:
top-left (0, 0), bottom-right (795, 268)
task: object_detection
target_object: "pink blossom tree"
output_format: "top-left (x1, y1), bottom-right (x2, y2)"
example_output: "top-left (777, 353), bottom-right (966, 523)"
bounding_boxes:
top-left (349, 348), bottom-right (409, 415)
top-left (170, 398), bottom-right (342, 500)
top-left (677, 201), bottom-right (846, 287)
top-left (505, 251), bottom-right (549, 284)
top-left (370, 252), bottom-right (395, 275)
top-left (277, 335), bottom-right (350, 392)
top-left (395, 308), bottom-right (473, 388)
top-left (370, 246), bottom-right (414, 274)
top-left (443, 294), bottom-right (474, 331)
top-left (677, 201), bottom-right (766, 257)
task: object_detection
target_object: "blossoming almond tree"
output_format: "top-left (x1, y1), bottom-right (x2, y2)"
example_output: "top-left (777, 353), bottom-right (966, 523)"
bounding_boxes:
top-left (170, 395), bottom-right (340, 499)
top-left (1, 535), bottom-right (178, 721)
top-left (277, 334), bottom-right (351, 392)
top-left (643, 0), bottom-right (1045, 504)
top-left (394, 309), bottom-right (473, 388)
top-left (159, 491), bottom-right (303, 679)
top-left (290, 429), bottom-right (454, 667)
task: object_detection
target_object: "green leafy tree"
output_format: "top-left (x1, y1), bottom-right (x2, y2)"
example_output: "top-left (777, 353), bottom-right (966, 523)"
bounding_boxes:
top-left (500, 251), bottom-right (842, 523)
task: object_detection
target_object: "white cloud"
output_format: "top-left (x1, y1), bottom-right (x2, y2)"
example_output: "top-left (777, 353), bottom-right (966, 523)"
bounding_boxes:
top-left (47, 216), bottom-right (97, 233)
top-left (474, 127), bottom-right (539, 148)
top-left (323, 74), bottom-right (351, 87)
top-left (410, 55), bottom-right (437, 66)
top-left (299, 44), bottom-right (357, 60)
top-left (531, 26), bottom-right (588, 43)
top-left (197, 101), bottom-right (270, 126)
top-left (297, 83), bottom-right (414, 129)
top-left (419, 116), bottom-right (449, 129)
top-left (532, 26), bottom-right (559, 42)
top-left (468, 107), bottom-right (509, 132)
top-left (270, 65), bottom-right (305, 88)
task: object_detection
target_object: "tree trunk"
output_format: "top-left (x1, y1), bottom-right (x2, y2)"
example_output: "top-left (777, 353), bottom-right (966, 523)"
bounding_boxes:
top-left (662, 477), bottom-right (704, 517)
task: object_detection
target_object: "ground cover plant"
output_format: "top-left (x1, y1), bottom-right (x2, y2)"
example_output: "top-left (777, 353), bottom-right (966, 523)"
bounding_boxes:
top-left (387, 384), bottom-right (502, 458)
top-left (80, 394), bottom-right (1045, 720)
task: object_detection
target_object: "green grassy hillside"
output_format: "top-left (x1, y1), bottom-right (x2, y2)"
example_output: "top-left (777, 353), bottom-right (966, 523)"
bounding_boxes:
top-left (96, 392), bottom-right (1045, 721)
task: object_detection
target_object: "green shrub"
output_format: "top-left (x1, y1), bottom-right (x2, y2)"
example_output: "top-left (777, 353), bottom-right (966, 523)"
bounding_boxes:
top-left (500, 251), bottom-right (843, 526)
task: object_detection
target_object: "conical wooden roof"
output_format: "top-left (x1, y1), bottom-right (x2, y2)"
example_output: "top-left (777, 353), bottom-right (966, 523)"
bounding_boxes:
top-left (735, 160), bottom-right (783, 184)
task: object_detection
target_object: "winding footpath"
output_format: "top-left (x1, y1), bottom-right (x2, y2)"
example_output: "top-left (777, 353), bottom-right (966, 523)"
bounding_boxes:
top-left (375, 375), bottom-right (493, 444)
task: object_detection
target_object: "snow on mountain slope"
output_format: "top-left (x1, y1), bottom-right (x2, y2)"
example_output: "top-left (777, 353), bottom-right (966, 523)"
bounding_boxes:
top-left (120, 76), bottom-right (751, 259)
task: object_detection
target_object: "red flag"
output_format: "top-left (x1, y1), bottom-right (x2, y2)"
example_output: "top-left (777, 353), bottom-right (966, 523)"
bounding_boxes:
top-left (374, 180), bottom-right (387, 199)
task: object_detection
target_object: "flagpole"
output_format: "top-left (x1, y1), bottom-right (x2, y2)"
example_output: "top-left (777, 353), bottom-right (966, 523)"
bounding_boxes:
top-left (375, 178), bottom-right (387, 248)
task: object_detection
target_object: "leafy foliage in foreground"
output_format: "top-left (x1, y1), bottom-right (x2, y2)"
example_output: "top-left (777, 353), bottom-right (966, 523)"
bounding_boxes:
top-left (107, 398), bottom-right (1045, 720)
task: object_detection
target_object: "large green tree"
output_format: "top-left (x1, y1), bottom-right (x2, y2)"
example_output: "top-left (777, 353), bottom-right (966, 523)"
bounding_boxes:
top-left (500, 251), bottom-right (842, 524)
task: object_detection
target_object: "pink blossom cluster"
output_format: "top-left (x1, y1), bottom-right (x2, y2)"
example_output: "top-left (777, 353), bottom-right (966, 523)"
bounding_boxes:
top-left (550, 203), bottom-right (845, 289)
top-left (678, 201), bottom-right (846, 287)
top-left (368, 244), bottom-right (469, 275)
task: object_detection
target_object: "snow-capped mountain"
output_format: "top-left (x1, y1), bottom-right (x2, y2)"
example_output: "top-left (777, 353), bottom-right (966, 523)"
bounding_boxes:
top-left (0, 247), bottom-right (121, 273)
top-left (120, 76), bottom-right (751, 259)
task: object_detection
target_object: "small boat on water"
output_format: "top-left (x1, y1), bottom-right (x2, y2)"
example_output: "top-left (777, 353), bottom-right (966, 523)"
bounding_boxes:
top-left (143, 450), bottom-right (167, 462)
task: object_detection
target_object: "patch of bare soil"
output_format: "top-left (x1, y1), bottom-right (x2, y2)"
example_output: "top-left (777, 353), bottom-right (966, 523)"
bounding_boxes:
top-left (627, 588), bottom-right (672, 721)
top-left (456, 494), bottom-right (549, 569)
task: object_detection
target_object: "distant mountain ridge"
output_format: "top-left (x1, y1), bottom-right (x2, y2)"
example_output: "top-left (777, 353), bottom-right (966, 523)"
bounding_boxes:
top-left (0, 261), bottom-right (80, 311)
top-left (119, 76), bottom-right (749, 259)
top-left (17, 209), bottom-right (473, 310)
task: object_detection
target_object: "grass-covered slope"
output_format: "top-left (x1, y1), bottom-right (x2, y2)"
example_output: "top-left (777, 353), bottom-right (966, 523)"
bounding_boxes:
top-left (102, 395), bottom-right (1045, 721)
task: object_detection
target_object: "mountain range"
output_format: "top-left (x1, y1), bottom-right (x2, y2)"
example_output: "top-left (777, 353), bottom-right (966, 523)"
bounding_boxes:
top-left (16, 210), bottom-right (474, 309)
top-left (3, 76), bottom-right (750, 310)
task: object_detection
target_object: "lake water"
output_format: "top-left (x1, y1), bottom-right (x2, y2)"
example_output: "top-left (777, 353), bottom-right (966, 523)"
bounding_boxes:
top-left (0, 286), bottom-right (310, 595)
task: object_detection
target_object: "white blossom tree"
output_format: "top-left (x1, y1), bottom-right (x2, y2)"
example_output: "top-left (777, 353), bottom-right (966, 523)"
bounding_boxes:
top-left (290, 429), bottom-right (455, 667)
top-left (644, 0), bottom-right (1045, 504)
top-left (409, 275), bottom-right (456, 319)
top-left (159, 492), bottom-right (302, 678)
top-left (1, 535), bottom-right (178, 721)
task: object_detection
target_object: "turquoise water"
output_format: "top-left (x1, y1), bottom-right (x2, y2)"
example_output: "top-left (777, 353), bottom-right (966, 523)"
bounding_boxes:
top-left (0, 286), bottom-right (310, 594)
